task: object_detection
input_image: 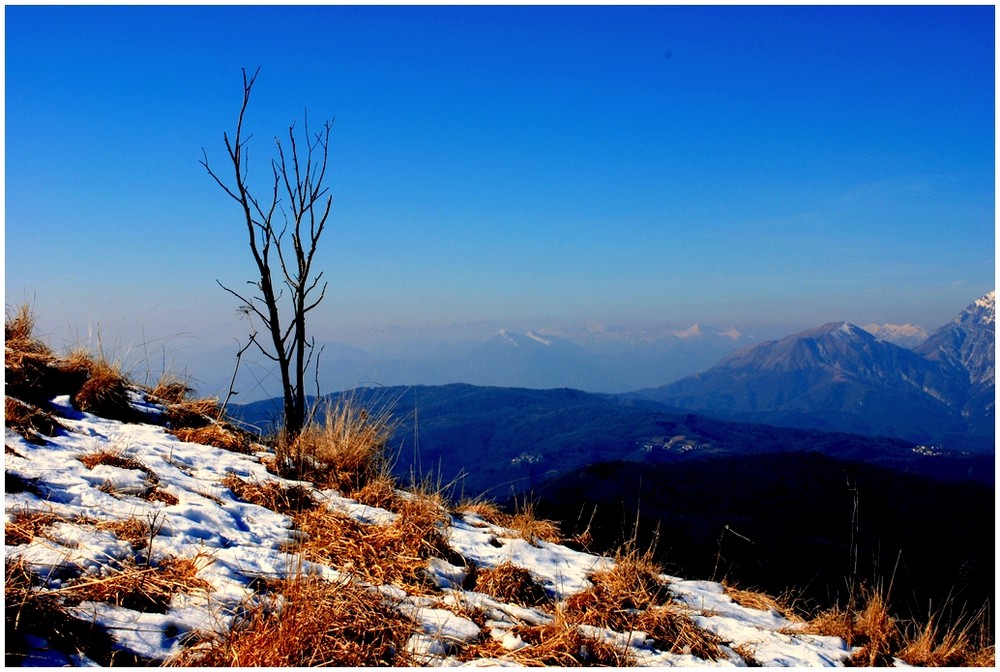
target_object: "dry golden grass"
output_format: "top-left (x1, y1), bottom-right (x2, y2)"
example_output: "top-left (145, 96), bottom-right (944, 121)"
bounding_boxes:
top-left (169, 422), bottom-right (255, 454)
top-left (725, 582), bottom-right (804, 623)
top-left (4, 305), bottom-right (87, 406)
top-left (508, 500), bottom-right (562, 545)
top-left (634, 604), bottom-right (725, 661)
top-left (458, 497), bottom-right (507, 522)
top-left (273, 397), bottom-right (397, 490)
top-left (291, 501), bottom-right (450, 594)
top-left (5, 397), bottom-right (65, 442)
top-left (805, 585), bottom-right (897, 666)
top-left (94, 516), bottom-right (152, 549)
top-left (172, 573), bottom-right (415, 666)
top-left (222, 473), bottom-right (316, 515)
top-left (566, 547), bottom-right (669, 628)
top-left (163, 397), bottom-right (222, 429)
top-left (147, 373), bottom-right (194, 405)
top-left (350, 470), bottom-right (401, 510)
top-left (144, 487), bottom-right (180, 505)
top-left (60, 555), bottom-right (212, 614)
top-left (459, 497), bottom-right (561, 545)
top-left (69, 354), bottom-right (136, 422)
top-left (561, 546), bottom-right (725, 661)
top-left (5, 511), bottom-right (61, 546)
top-left (898, 617), bottom-right (980, 667)
top-left (5, 555), bottom-right (135, 666)
top-left (459, 609), bottom-right (633, 666)
top-left (5, 303), bottom-right (41, 344)
top-left (78, 447), bottom-right (150, 474)
top-left (473, 561), bottom-right (550, 608)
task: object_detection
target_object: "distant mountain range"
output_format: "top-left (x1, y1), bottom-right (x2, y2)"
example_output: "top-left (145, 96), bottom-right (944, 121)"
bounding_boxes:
top-left (220, 324), bottom-right (758, 396)
top-left (639, 292), bottom-right (995, 447)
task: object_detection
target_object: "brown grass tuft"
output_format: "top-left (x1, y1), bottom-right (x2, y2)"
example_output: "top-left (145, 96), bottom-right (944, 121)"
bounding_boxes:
top-left (70, 355), bottom-right (136, 422)
top-left (94, 517), bottom-right (152, 549)
top-left (5, 555), bottom-right (144, 666)
top-left (164, 397), bottom-right (222, 430)
top-left (896, 604), bottom-right (995, 667)
top-left (5, 303), bottom-right (41, 344)
top-left (459, 497), bottom-right (561, 545)
top-left (273, 397), bottom-right (397, 490)
top-left (725, 582), bottom-right (804, 623)
top-left (350, 471), bottom-right (401, 510)
top-left (473, 561), bottom-right (550, 608)
top-left (566, 547), bottom-right (670, 630)
top-left (78, 447), bottom-right (150, 474)
top-left (61, 555), bottom-right (212, 614)
top-left (5, 397), bottom-right (66, 442)
top-left (169, 422), bottom-right (255, 453)
top-left (291, 501), bottom-right (449, 594)
top-left (4, 306), bottom-right (88, 405)
top-left (806, 586), bottom-right (996, 667)
top-left (562, 546), bottom-right (726, 661)
top-left (460, 610), bottom-right (632, 666)
top-left (5, 511), bottom-right (61, 546)
top-left (805, 585), bottom-right (897, 666)
top-left (172, 573), bottom-right (415, 666)
top-left (222, 473), bottom-right (316, 515)
top-left (634, 604), bottom-right (725, 661)
top-left (147, 373), bottom-right (194, 405)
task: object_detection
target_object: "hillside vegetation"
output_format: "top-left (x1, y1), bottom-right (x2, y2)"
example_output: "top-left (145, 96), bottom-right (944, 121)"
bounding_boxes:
top-left (5, 306), bottom-right (994, 666)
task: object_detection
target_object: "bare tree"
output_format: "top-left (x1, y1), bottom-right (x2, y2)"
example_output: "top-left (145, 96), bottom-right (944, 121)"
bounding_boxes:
top-left (202, 67), bottom-right (333, 437)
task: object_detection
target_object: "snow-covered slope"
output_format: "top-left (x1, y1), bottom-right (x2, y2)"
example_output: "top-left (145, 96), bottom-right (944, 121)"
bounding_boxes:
top-left (5, 388), bottom-right (855, 666)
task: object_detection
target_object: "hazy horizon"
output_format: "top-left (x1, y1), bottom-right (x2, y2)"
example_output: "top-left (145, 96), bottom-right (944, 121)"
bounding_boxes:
top-left (5, 6), bottom-right (995, 400)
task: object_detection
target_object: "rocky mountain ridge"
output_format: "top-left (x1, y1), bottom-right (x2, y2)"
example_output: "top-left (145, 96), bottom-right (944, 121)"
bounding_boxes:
top-left (643, 292), bottom-right (995, 445)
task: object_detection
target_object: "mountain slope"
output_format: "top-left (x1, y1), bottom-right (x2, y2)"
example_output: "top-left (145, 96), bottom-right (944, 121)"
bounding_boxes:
top-left (914, 291), bottom-right (996, 433)
top-left (235, 384), bottom-right (994, 499)
top-left (5, 366), bottom-right (856, 666)
top-left (642, 293), bottom-right (995, 445)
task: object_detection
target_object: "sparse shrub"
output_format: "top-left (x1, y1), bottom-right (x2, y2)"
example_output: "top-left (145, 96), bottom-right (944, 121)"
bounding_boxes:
top-left (172, 573), bottom-right (415, 666)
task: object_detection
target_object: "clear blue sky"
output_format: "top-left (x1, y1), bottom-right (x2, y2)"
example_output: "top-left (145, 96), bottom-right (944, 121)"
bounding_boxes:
top-left (5, 6), bottom-right (995, 360)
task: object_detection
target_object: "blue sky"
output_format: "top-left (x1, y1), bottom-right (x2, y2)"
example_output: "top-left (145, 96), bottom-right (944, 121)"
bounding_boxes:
top-left (5, 6), bottom-right (995, 368)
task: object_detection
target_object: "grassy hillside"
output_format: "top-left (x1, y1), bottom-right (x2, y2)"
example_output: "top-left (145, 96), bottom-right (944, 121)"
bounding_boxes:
top-left (5, 307), bottom-right (994, 666)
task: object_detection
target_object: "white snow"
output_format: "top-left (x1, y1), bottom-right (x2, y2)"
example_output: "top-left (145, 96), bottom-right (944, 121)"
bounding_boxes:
top-left (525, 331), bottom-right (553, 346)
top-left (5, 389), bottom-right (858, 666)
